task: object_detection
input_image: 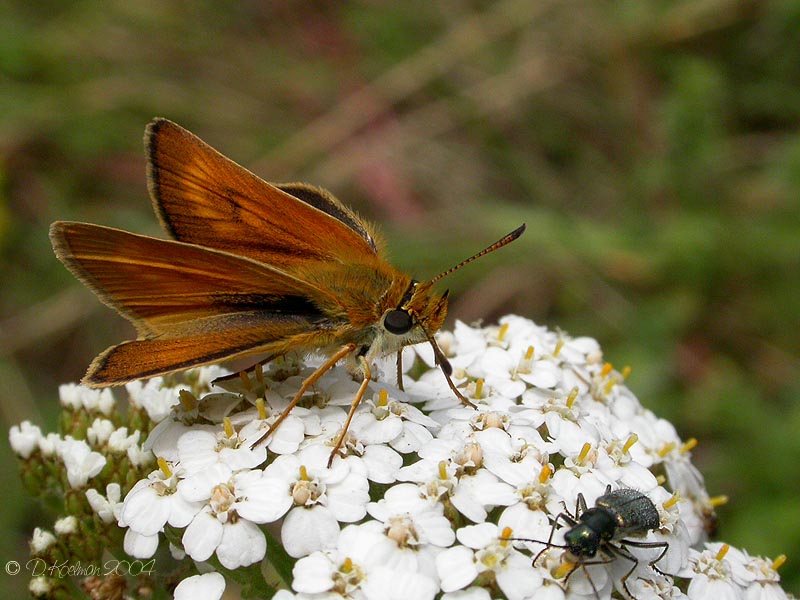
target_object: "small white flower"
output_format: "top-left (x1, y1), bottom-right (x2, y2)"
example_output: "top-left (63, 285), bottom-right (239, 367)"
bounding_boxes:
top-left (126, 442), bottom-right (153, 467)
top-left (436, 523), bottom-right (542, 600)
top-left (87, 418), bottom-right (115, 446)
top-left (444, 320), bottom-right (489, 370)
top-left (37, 432), bottom-right (61, 456)
top-left (106, 427), bottom-right (140, 452)
top-left (56, 437), bottom-right (106, 488)
top-left (178, 466), bottom-right (288, 524)
top-left (29, 576), bottom-right (52, 596)
top-left (481, 345), bottom-right (561, 399)
top-left (125, 378), bottom-right (177, 422)
top-left (9, 421), bottom-right (42, 458)
top-left (682, 544), bottom-right (744, 600)
top-left (30, 528), bottom-right (56, 553)
top-left (367, 483), bottom-right (455, 549)
top-left (176, 427), bottom-right (266, 475)
top-left (54, 515), bottom-right (78, 535)
top-left (625, 575), bottom-right (689, 600)
top-left (261, 444), bottom-right (369, 558)
top-left (58, 383), bottom-right (114, 415)
top-left (230, 401), bottom-right (306, 456)
top-left (401, 432), bottom-right (517, 523)
top-left (58, 383), bottom-right (85, 410)
top-left (182, 505), bottom-right (267, 569)
top-left (178, 465), bottom-right (291, 568)
top-left (740, 552), bottom-right (790, 600)
top-left (174, 572), bottom-right (226, 600)
top-left (119, 461), bottom-right (202, 537)
top-left (196, 385), bottom-right (308, 457)
top-left (665, 452), bottom-right (717, 545)
top-left (292, 523), bottom-right (439, 600)
top-left (353, 387), bottom-right (438, 453)
top-left (123, 529), bottom-right (159, 559)
top-left (86, 483), bottom-right (122, 524)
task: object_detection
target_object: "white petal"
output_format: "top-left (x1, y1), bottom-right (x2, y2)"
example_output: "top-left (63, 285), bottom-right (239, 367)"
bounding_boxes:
top-left (268, 415), bottom-right (304, 455)
top-left (325, 474), bottom-right (369, 522)
top-left (263, 453), bottom-right (301, 480)
top-left (367, 483), bottom-right (427, 519)
top-left (9, 421), bottom-right (42, 458)
top-left (86, 489), bottom-right (111, 523)
top-left (235, 477), bottom-right (293, 523)
top-left (465, 470), bottom-right (517, 506)
top-left (30, 528), bottom-right (56, 553)
top-left (282, 506), bottom-right (340, 558)
top-left (390, 421), bottom-right (433, 453)
top-left (176, 430), bottom-right (219, 472)
top-left (437, 546), bottom-right (477, 593)
top-left (415, 511), bottom-right (456, 547)
top-left (361, 445), bottom-right (402, 484)
top-left (495, 555), bottom-right (543, 600)
top-left (123, 529), bottom-right (159, 558)
top-left (441, 588), bottom-right (491, 600)
top-left (352, 413), bottom-right (403, 444)
top-left (450, 486), bottom-right (488, 523)
top-left (336, 522), bottom-right (385, 565)
top-left (59, 439), bottom-right (106, 488)
top-left (174, 572), bottom-right (225, 600)
top-left (120, 487), bottom-right (170, 536)
top-left (178, 463), bottom-right (232, 502)
top-left (145, 421), bottom-right (195, 461)
top-left (167, 494), bottom-right (204, 529)
top-left (497, 503), bottom-right (551, 541)
top-left (219, 444), bottom-right (267, 470)
top-left (216, 519), bottom-right (267, 569)
top-left (183, 511), bottom-right (223, 562)
top-left (292, 552), bottom-right (335, 594)
top-left (362, 566), bottom-right (438, 600)
top-left (519, 360), bottom-right (560, 388)
top-left (456, 523), bottom-right (498, 550)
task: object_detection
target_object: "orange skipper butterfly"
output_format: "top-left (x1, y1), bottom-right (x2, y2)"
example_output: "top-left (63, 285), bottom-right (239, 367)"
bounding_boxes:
top-left (50, 119), bottom-right (525, 464)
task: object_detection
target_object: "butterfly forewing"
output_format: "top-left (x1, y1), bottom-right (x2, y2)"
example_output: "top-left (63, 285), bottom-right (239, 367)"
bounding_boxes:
top-left (50, 222), bottom-right (332, 335)
top-left (146, 118), bottom-right (380, 268)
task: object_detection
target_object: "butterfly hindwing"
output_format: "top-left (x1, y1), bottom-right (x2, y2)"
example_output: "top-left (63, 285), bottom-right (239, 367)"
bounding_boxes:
top-left (145, 118), bottom-right (380, 268)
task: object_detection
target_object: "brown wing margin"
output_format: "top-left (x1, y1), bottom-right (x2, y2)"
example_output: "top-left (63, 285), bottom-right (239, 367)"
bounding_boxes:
top-left (145, 118), bottom-right (380, 268)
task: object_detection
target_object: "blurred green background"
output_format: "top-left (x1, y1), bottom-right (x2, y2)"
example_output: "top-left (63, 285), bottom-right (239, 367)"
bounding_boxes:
top-left (1, 0), bottom-right (798, 597)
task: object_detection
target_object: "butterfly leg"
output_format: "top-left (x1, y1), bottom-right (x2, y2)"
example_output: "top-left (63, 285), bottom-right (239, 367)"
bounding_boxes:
top-left (395, 350), bottom-right (404, 391)
top-left (251, 344), bottom-right (356, 451)
top-left (213, 356), bottom-right (275, 389)
top-left (327, 355), bottom-right (371, 467)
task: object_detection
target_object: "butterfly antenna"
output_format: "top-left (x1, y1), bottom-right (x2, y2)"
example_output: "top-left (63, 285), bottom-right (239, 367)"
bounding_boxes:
top-left (427, 223), bottom-right (526, 286)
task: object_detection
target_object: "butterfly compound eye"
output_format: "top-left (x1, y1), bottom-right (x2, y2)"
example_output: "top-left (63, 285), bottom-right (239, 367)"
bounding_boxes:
top-left (384, 309), bottom-right (413, 335)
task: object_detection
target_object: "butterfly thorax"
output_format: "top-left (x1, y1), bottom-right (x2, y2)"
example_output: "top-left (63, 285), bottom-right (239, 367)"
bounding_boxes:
top-left (297, 261), bottom-right (447, 366)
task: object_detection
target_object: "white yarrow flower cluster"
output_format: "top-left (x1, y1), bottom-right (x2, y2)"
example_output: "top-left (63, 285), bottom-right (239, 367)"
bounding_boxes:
top-left (13, 316), bottom-right (789, 599)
